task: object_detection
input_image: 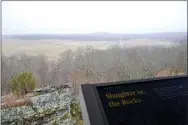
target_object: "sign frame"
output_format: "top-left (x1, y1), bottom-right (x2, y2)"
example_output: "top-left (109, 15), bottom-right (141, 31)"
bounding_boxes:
top-left (79, 75), bottom-right (188, 125)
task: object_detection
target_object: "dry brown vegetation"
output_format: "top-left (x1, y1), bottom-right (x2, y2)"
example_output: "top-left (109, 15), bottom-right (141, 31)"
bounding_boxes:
top-left (1, 42), bottom-right (187, 97)
top-left (2, 39), bottom-right (177, 60)
top-left (1, 93), bottom-right (32, 109)
top-left (156, 69), bottom-right (185, 77)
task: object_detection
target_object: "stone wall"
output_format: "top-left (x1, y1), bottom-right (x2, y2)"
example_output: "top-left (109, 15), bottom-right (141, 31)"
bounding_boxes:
top-left (1, 84), bottom-right (83, 125)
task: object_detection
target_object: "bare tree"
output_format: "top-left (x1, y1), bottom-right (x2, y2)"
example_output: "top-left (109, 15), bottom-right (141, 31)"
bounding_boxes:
top-left (1, 42), bottom-right (187, 96)
top-left (36, 54), bottom-right (49, 88)
top-left (58, 50), bottom-right (73, 84)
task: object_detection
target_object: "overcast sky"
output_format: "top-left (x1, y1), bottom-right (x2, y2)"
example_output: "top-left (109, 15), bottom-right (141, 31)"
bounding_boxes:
top-left (2, 1), bottom-right (187, 35)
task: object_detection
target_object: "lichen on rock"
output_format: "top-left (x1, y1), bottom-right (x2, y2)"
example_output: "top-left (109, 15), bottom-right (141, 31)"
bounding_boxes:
top-left (1, 84), bottom-right (77, 125)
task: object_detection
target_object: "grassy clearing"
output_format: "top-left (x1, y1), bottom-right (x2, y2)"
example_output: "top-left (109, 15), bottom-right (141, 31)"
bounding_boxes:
top-left (2, 39), bottom-right (176, 60)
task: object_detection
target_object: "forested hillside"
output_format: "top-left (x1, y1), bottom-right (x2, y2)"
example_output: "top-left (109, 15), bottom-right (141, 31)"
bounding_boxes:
top-left (2, 43), bottom-right (187, 96)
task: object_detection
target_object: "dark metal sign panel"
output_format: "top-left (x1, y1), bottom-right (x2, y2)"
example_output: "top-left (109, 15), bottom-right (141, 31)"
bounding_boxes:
top-left (80, 75), bottom-right (188, 125)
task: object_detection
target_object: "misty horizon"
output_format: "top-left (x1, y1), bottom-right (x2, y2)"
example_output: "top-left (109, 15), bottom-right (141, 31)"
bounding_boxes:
top-left (3, 31), bottom-right (187, 36)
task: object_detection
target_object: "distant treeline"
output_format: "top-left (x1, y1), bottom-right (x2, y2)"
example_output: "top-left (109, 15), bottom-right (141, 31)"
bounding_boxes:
top-left (1, 43), bottom-right (187, 96)
top-left (3, 32), bottom-right (187, 42)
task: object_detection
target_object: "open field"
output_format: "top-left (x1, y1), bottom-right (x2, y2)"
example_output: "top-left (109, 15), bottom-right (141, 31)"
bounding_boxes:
top-left (2, 39), bottom-right (178, 60)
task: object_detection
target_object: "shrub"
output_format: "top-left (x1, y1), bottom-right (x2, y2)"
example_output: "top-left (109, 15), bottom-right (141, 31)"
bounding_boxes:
top-left (10, 72), bottom-right (36, 95)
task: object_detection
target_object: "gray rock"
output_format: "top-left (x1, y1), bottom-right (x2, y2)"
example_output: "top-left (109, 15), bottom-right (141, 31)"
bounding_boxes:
top-left (21, 106), bottom-right (36, 120)
top-left (1, 107), bottom-right (22, 123)
top-left (1, 85), bottom-right (74, 125)
top-left (31, 92), bottom-right (60, 116)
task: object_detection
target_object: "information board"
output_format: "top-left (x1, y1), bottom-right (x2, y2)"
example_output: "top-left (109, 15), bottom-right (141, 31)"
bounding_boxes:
top-left (96, 77), bottom-right (188, 125)
top-left (80, 75), bottom-right (188, 125)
